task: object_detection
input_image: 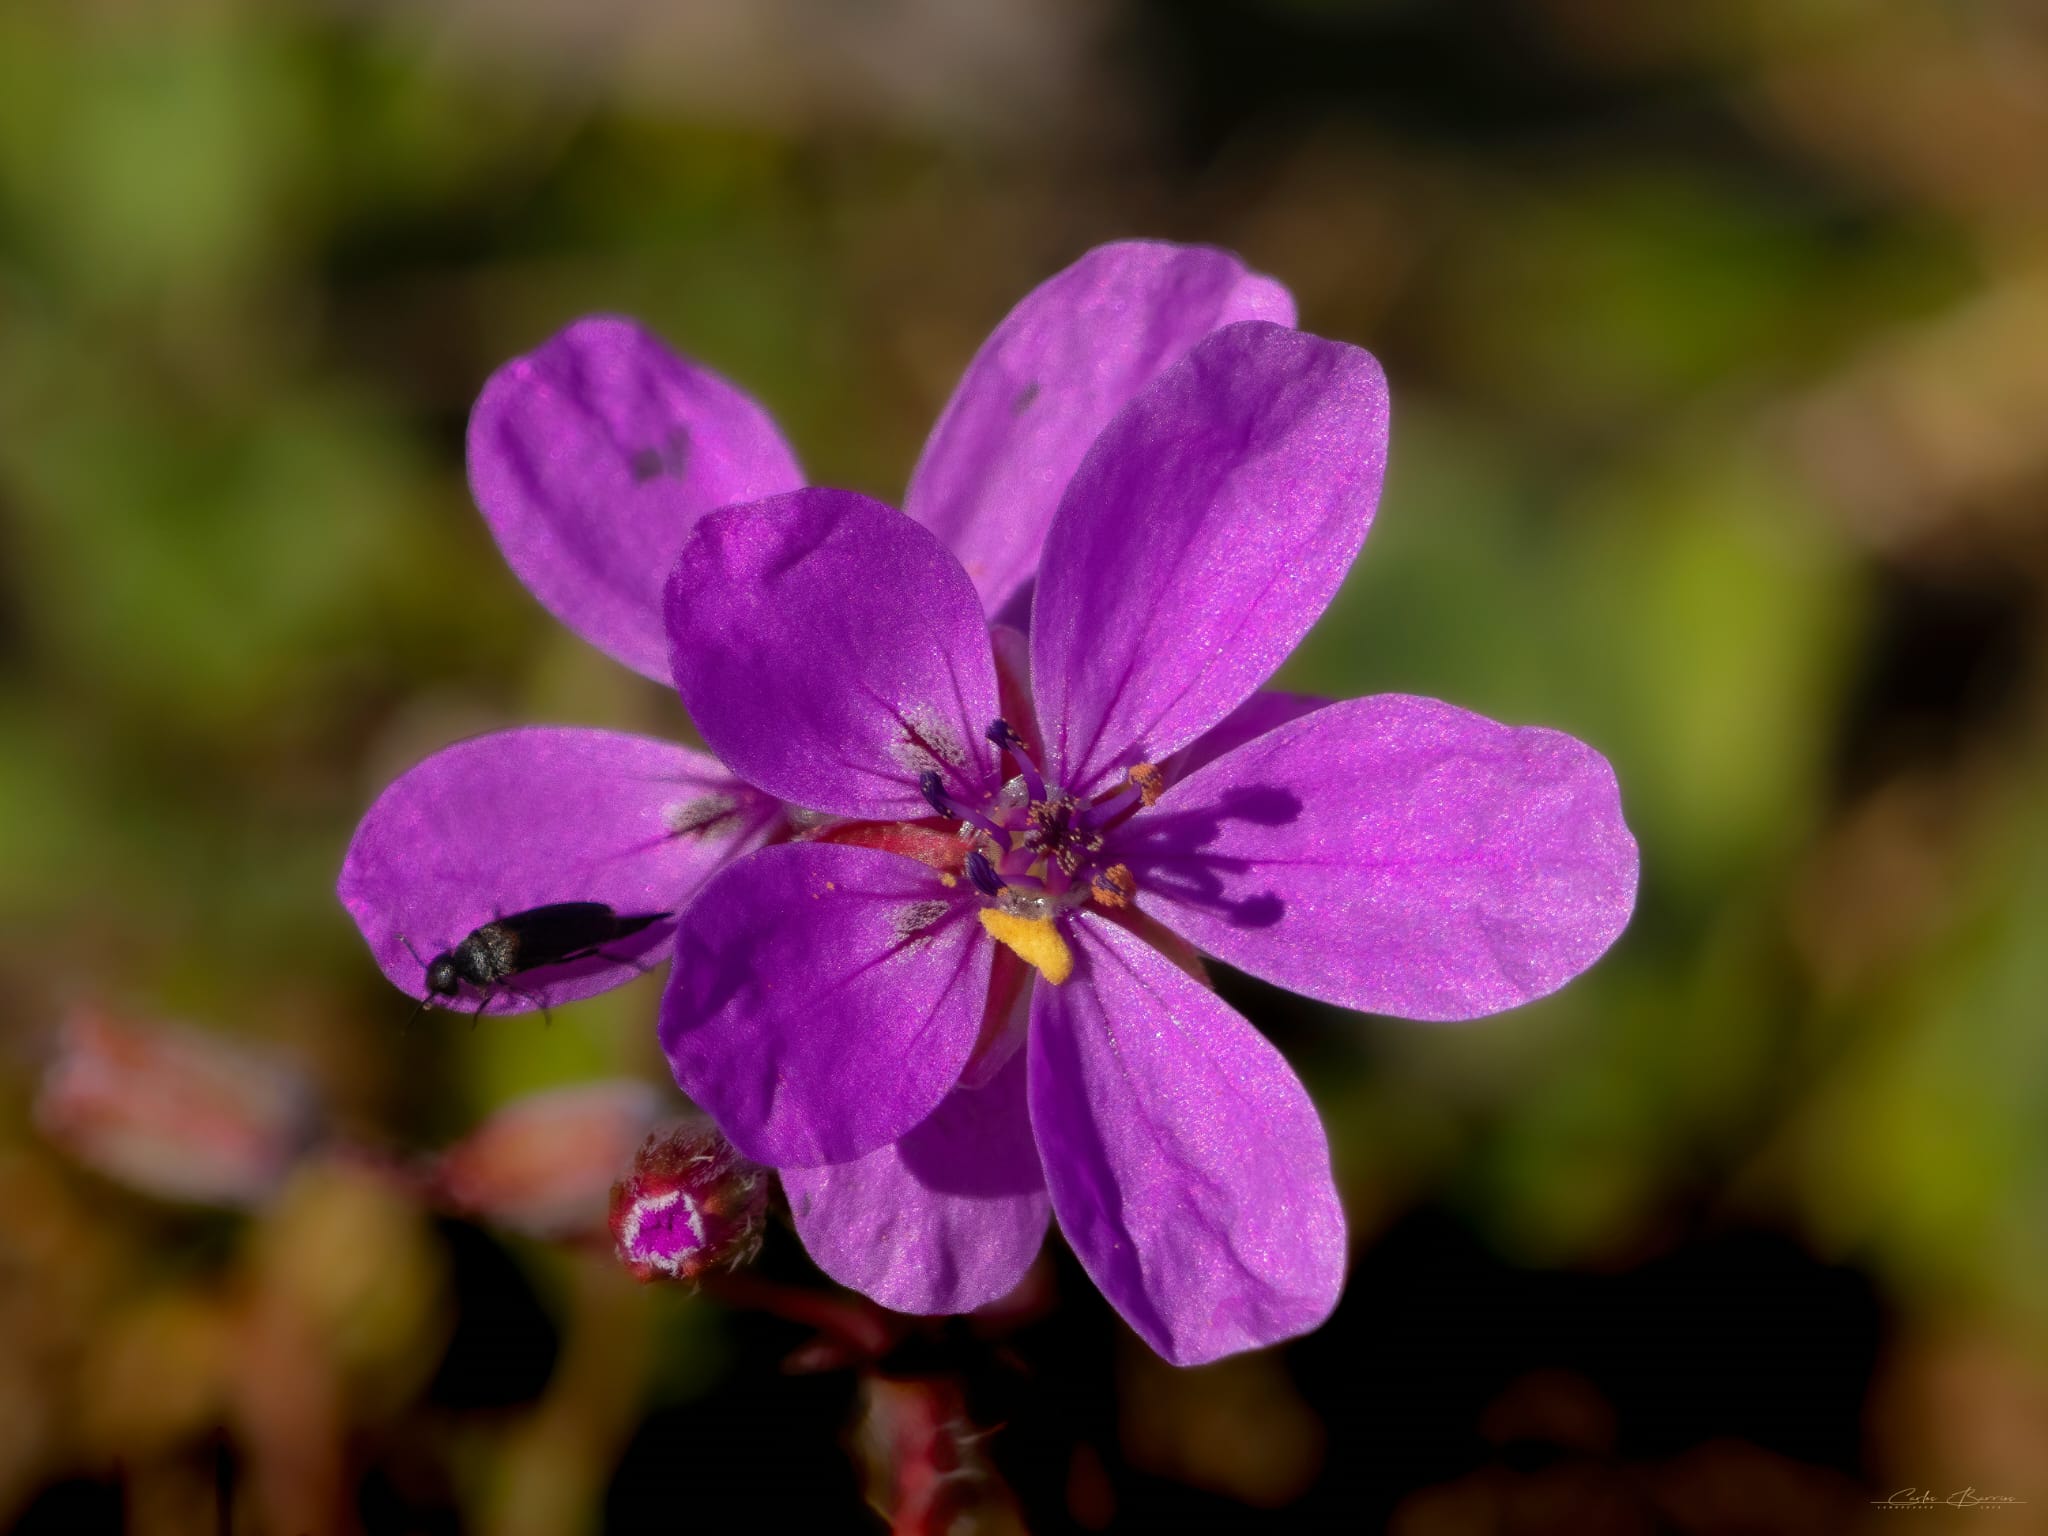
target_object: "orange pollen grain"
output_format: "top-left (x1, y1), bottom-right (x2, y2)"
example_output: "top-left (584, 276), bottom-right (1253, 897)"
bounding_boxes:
top-left (1128, 763), bottom-right (1165, 807)
top-left (1090, 864), bottom-right (1137, 909)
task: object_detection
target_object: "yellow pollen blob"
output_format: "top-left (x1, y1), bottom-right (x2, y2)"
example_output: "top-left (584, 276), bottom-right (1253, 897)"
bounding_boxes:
top-left (978, 909), bottom-right (1073, 986)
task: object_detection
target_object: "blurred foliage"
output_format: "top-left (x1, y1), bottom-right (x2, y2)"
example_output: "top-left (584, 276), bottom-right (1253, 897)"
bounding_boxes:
top-left (3, 0), bottom-right (2047, 1530)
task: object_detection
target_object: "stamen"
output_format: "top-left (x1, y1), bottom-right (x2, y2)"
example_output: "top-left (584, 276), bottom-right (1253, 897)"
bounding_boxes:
top-left (986, 718), bottom-right (1046, 803)
top-left (917, 770), bottom-right (1005, 842)
top-left (1081, 782), bottom-right (1137, 829)
top-left (965, 850), bottom-right (1007, 898)
top-left (1089, 864), bottom-right (1136, 909)
top-left (1085, 762), bottom-right (1166, 835)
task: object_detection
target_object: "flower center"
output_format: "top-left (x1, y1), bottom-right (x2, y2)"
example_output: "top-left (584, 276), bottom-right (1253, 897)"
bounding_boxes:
top-left (616, 1186), bottom-right (708, 1273)
top-left (917, 719), bottom-right (1160, 985)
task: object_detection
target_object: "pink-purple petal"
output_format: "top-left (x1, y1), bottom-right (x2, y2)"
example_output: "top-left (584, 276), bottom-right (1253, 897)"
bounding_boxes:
top-left (659, 843), bottom-right (989, 1167)
top-left (1128, 694), bottom-right (1639, 1022)
top-left (1028, 917), bottom-right (1346, 1366)
top-left (1031, 322), bottom-right (1389, 796)
top-left (666, 490), bottom-right (1002, 820)
top-left (906, 241), bottom-right (1294, 618)
top-left (1167, 689), bottom-right (1333, 782)
top-left (468, 317), bottom-right (803, 682)
top-left (782, 1050), bottom-right (1049, 1314)
top-left (338, 728), bottom-right (771, 1012)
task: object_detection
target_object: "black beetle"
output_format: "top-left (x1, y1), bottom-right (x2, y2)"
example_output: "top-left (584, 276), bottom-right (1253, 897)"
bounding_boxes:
top-left (401, 902), bottom-right (670, 1022)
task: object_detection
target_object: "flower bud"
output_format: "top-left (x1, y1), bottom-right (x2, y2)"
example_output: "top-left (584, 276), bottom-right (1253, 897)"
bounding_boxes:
top-left (608, 1119), bottom-right (768, 1282)
top-left (34, 1009), bottom-right (316, 1208)
top-left (853, 1376), bottom-right (1025, 1535)
top-left (430, 1079), bottom-right (664, 1240)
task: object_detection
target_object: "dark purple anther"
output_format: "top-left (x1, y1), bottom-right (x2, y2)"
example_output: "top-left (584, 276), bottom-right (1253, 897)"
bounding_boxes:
top-left (965, 850), bottom-right (1007, 898)
top-left (986, 718), bottom-right (1047, 804)
top-left (919, 767), bottom-right (1006, 842)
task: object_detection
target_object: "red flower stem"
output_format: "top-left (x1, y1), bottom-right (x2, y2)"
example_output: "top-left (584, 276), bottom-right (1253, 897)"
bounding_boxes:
top-left (699, 1271), bottom-right (896, 1359)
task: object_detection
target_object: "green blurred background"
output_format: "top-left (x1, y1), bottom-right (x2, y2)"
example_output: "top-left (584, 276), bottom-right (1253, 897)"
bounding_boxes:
top-left (3, 0), bottom-right (2046, 1531)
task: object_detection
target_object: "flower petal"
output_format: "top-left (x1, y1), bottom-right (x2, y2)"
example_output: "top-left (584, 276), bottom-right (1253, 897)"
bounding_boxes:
top-left (666, 489), bottom-right (1001, 819)
top-left (1028, 918), bottom-right (1346, 1365)
top-left (659, 843), bottom-right (989, 1167)
top-left (1167, 690), bottom-right (1332, 782)
top-left (338, 727), bottom-right (773, 1013)
top-left (1031, 322), bottom-right (1389, 795)
top-left (906, 241), bottom-right (1294, 619)
top-left (468, 317), bottom-right (803, 681)
top-left (1128, 695), bottom-right (1639, 1021)
top-left (783, 1049), bottom-right (1049, 1313)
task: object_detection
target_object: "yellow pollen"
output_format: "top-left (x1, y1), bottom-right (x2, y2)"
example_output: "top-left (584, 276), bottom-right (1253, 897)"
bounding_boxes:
top-left (977, 909), bottom-right (1073, 986)
top-left (1129, 762), bottom-right (1165, 807)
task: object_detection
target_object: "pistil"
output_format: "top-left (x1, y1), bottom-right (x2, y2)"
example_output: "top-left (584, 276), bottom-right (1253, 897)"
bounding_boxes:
top-left (919, 719), bottom-right (1158, 984)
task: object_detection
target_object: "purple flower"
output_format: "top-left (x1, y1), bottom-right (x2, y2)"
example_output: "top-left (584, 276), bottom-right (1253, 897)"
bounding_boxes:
top-left (340, 242), bottom-right (1288, 1008)
top-left (658, 322), bottom-right (1639, 1364)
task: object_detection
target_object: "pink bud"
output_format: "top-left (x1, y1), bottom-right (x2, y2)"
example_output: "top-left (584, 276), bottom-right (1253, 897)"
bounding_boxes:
top-left (430, 1079), bottom-right (666, 1240)
top-left (34, 1009), bottom-right (316, 1208)
top-left (609, 1119), bottom-right (768, 1282)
